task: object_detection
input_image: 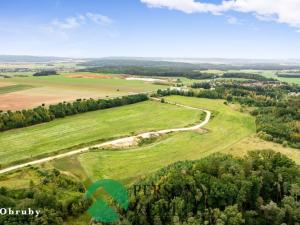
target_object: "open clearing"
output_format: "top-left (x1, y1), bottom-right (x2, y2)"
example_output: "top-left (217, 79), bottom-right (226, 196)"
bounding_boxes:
top-left (223, 135), bottom-right (300, 164)
top-left (0, 73), bottom-right (168, 110)
top-left (64, 96), bottom-right (256, 184)
top-left (0, 100), bottom-right (202, 166)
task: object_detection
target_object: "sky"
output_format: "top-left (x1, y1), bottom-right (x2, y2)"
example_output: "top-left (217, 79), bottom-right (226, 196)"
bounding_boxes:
top-left (0, 0), bottom-right (300, 59)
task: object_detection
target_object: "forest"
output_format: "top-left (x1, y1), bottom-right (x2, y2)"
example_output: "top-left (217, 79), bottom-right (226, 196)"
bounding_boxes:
top-left (0, 94), bottom-right (148, 131)
top-left (116, 150), bottom-right (300, 225)
top-left (0, 168), bottom-right (91, 225)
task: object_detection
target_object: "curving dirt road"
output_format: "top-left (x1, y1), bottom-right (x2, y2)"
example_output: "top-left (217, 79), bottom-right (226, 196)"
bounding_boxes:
top-left (0, 100), bottom-right (211, 175)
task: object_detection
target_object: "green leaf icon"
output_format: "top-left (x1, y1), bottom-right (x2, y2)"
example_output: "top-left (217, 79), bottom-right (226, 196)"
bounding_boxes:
top-left (86, 179), bottom-right (129, 223)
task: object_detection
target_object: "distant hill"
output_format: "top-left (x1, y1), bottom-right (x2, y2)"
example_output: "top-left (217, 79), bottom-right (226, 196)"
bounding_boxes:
top-left (1, 55), bottom-right (300, 70)
top-left (0, 55), bottom-right (73, 63)
top-left (79, 58), bottom-right (300, 70)
top-left (78, 58), bottom-right (201, 68)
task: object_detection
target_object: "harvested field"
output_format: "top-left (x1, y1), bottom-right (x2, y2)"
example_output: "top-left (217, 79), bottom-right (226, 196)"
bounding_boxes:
top-left (66, 73), bottom-right (120, 79)
top-left (0, 81), bottom-right (15, 87)
top-left (126, 77), bottom-right (168, 82)
top-left (0, 73), bottom-right (168, 110)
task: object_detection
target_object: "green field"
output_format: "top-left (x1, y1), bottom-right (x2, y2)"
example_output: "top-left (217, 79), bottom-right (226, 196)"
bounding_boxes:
top-left (266, 73), bottom-right (300, 85)
top-left (0, 84), bottom-right (34, 94)
top-left (67, 96), bottom-right (256, 184)
top-left (0, 100), bottom-right (202, 166)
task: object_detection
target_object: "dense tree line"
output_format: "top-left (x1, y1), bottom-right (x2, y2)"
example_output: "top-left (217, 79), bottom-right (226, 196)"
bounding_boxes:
top-left (0, 168), bottom-right (91, 225)
top-left (156, 89), bottom-right (223, 100)
top-left (191, 82), bottom-right (211, 89)
top-left (33, 70), bottom-right (57, 76)
top-left (222, 72), bottom-right (275, 81)
top-left (115, 150), bottom-right (300, 225)
top-left (253, 97), bottom-right (300, 148)
top-left (277, 73), bottom-right (300, 78)
top-left (79, 66), bottom-right (218, 80)
top-left (155, 82), bottom-right (300, 148)
top-left (77, 58), bottom-right (300, 70)
top-left (0, 94), bottom-right (148, 131)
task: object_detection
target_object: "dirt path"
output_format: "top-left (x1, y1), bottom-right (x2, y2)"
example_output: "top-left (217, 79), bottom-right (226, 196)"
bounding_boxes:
top-left (0, 100), bottom-right (211, 175)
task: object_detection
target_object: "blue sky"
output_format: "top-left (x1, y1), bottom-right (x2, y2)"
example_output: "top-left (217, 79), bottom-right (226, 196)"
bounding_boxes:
top-left (0, 0), bottom-right (300, 59)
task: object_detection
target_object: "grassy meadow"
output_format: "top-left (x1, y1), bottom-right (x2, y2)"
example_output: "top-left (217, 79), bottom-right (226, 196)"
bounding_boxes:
top-left (0, 100), bottom-right (202, 166)
top-left (73, 96), bottom-right (300, 185)
top-left (55, 96), bottom-right (256, 185)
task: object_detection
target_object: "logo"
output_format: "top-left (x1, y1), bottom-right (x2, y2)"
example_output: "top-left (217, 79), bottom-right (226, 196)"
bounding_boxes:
top-left (86, 179), bottom-right (129, 223)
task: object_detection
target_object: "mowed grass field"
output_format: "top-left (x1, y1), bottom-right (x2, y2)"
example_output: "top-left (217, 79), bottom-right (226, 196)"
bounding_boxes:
top-left (0, 100), bottom-right (202, 166)
top-left (72, 96), bottom-right (256, 184)
top-left (0, 73), bottom-right (168, 110)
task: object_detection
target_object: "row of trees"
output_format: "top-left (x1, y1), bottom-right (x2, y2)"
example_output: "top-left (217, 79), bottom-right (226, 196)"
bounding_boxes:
top-left (116, 150), bottom-right (300, 225)
top-left (191, 82), bottom-right (211, 89)
top-left (0, 168), bottom-right (91, 225)
top-left (276, 71), bottom-right (300, 78)
top-left (33, 70), bottom-right (58, 76)
top-left (156, 89), bottom-right (223, 100)
top-left (0, 94), bottom-right (149, 131)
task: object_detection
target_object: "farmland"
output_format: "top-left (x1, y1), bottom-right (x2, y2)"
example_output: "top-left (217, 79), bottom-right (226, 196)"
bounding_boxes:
top-left (0, 59), bottom-right (300, 225)
top-left (0, 100), bottom-right (202, 167)
top-left (50, 96), bottom-right (256, 184)
top-left (0, 84), bottom-right (34, 94)
top-left (0, 73), bottom-right (169, 110)
top-left (52, 96), bottom-right (300, 186)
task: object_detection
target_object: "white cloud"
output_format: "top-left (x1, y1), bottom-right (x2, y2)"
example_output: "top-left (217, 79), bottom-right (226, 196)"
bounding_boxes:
top-left (140, 0), bottom-right (228, 14)
top-left (50, 13), bottom-right (113, 30)
top-left (86, 13), bottom-right (113, 26)
top-left (52, 17), bottom-right (82, 29)
top-left (141, 0), bottom-right (300, 30)
top-left (227, 16), bottom-right (242, 25)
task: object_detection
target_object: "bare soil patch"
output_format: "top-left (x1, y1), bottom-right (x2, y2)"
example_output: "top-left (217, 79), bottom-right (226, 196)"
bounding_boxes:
top-left (67, 74), bottom-right (117, 79)
top-left (0, 81), bottom-right (15, 87)
top-left (0, 88), bottom-right (121, 111)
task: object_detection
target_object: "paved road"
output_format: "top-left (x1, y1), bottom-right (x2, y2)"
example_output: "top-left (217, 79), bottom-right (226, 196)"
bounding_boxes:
top-left (0, 100), bottom-right (211, 175)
